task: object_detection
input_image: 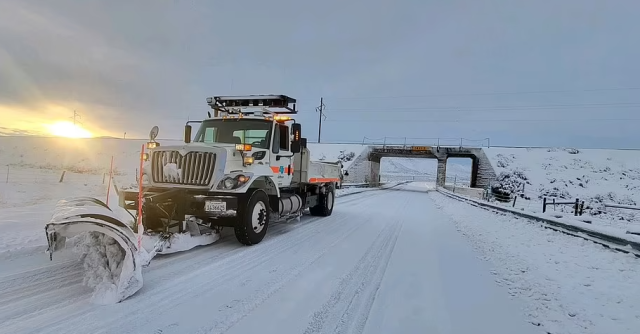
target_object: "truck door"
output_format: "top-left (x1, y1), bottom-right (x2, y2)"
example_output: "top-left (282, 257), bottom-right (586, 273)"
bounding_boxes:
top-left (270, 123), bottom-right (293, 187)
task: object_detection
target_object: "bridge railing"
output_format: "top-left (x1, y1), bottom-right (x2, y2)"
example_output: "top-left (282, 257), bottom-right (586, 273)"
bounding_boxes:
top-left (362, 137), bottom-right (490, 149)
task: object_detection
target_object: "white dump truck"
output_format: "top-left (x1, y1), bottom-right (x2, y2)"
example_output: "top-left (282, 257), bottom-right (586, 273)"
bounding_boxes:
top-left (44, 95), bottom-right (342, 303)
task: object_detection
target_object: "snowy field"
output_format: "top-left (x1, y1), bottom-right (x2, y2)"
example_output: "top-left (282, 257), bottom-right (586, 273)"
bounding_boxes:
top-left (484, 147), bottom-right (640, 232)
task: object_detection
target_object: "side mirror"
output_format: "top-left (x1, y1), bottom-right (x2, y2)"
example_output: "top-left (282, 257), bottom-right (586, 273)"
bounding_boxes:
top-left (149, 126), bottom-right (159, 141)
top-left (291, 123), bottom-right (302, 153)
top-left (184, 124), bottom-right (192, 143)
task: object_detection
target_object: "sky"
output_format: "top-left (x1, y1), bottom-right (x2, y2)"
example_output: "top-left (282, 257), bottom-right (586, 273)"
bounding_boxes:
top-left (0, 0), bottom-right (639, 148)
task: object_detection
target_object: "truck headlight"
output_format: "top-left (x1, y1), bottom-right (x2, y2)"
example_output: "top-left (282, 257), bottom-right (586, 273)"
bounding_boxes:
top-left (217, 174), bottom-right (251, 190)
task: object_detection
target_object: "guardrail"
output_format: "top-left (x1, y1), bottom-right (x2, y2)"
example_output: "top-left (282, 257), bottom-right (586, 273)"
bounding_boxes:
top-left (362, 136), bottom-right (491, 148)
top-left (436, 187), bottom-right (640, 258)
top-left (604, 203), bottom-right (640, 211)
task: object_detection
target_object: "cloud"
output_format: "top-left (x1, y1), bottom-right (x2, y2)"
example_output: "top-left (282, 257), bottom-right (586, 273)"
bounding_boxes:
top-left (0, 0), bottom-right (638, 147)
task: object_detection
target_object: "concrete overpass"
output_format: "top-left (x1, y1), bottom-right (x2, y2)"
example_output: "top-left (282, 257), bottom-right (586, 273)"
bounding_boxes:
top-left (366, 145), bottom-right (496, 188)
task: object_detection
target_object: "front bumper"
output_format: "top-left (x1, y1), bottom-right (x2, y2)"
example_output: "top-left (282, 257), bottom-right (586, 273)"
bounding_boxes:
top-left (119, 187), bottom-right (239, 218)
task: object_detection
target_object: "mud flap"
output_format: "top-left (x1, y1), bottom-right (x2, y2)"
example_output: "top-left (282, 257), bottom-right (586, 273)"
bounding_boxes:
top-left (45, 197), bottom-right (149, 303)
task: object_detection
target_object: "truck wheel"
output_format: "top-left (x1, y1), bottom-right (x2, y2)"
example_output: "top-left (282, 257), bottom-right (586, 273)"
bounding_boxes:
top-left (309, 185), bottom-right (335, 217)
top-left (234, 189), bottom-right (270, 245)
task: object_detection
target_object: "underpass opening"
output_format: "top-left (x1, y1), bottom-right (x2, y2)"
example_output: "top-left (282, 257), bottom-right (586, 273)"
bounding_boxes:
top-left (379, 157), bottom-right (437, 189)
top-left (445, 157), bottom-right (473, 188)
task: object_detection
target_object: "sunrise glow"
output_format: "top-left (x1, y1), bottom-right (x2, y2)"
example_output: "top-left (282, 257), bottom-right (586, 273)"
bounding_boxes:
top-left (47, 121), bottom-right (93, 138)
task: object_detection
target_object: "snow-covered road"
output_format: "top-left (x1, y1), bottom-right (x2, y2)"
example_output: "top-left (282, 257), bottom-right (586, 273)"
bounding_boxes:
top-left (0, 188), bottom-right (542, 334)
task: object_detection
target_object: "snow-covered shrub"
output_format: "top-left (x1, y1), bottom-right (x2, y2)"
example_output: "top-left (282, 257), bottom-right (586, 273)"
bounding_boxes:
top-left (337, 150), bottom-right (356, 163)
top-left (491, 170), bottom-right (529, 200)
top-left (565, 148), bottom-right (580, 154)
top-left (538, 186), bottom-right (571, 200)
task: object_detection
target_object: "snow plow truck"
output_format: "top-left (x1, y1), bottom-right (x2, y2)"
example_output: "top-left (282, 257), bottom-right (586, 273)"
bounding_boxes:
top-left (44, 95), bottom-right (342, 303)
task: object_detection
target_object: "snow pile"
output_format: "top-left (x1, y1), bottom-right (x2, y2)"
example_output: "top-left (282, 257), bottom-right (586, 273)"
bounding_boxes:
top-left (484, 147), bottom-right (640, 230)
top-left (71, 231), bottom-right (143, 305)
top-left (430, 192), bottom-right (640, 334)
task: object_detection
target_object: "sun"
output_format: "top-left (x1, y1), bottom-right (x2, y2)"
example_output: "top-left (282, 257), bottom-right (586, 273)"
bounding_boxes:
top-left (47, 121), bottom-right (93, 138)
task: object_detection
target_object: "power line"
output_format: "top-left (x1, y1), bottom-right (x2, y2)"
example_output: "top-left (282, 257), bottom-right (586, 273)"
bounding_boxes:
top-left (323, 118), bottom-right (640, 123)
top-left (326, 102), bottom-right (640, 112)
top-left (325, 86), bottom-right (640, 100)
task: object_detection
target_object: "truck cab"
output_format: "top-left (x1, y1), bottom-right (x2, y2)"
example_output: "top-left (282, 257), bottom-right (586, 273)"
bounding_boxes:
top-left (129, 95), bottom-right (340, 246)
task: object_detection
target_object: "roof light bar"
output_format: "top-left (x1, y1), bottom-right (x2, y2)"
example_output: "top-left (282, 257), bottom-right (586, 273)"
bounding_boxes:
top-left (207, 94), bottom-right (298, 116)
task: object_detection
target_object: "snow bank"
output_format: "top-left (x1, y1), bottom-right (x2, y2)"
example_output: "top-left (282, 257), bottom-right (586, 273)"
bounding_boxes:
top-left (430, 191), bottom-right (640, 334)
top-left (483, 147), bottom-right (640, 230)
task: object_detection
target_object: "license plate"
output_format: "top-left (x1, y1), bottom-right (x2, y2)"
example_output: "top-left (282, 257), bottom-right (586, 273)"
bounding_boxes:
top-left (204, 200), bottom-right (226, 212)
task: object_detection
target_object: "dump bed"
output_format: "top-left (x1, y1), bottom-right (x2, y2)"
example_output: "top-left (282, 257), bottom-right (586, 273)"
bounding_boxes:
top-left (292, 147), bottom-right (342, 184)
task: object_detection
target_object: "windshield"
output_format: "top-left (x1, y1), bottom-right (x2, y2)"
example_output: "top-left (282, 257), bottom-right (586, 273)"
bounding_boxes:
top-left (193, 119), bottom-right (273, 149)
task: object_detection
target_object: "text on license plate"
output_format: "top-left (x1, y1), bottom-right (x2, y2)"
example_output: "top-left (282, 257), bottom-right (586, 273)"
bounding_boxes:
top-left (205, 200), bottom-right (226, 212)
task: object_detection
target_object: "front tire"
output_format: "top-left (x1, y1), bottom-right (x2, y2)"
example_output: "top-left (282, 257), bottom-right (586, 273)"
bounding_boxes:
top-left (309, 185), bottom-right (335, 217)
top-left (235, 189), bottom-right (270, 245)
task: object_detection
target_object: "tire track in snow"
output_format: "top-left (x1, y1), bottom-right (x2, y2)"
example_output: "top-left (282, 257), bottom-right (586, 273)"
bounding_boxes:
top-left (189, 207), bottom-right (386, 334)
top-left (116, 212), bottom-right (358, 334)
top-left (25, 191), bottom-right (385, 334)
top-left (0, 190), bottom-right (388, 334)
top-left (0, 261), bottom-right (88, 323)
top-left (302, 201), bottom-right (406, 334)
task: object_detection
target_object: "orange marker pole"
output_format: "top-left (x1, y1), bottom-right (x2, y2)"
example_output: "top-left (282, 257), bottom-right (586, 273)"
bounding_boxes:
top-left (137, 145), bottom-right (145, 250)
top-left (105, 156), bottom-right (114, 206)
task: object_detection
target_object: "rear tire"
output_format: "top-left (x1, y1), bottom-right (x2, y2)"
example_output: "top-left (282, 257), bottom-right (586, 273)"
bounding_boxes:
top-left (234, 189), bottom-right (270, 245)
top-left (309, 185), bottom-right (335, 217)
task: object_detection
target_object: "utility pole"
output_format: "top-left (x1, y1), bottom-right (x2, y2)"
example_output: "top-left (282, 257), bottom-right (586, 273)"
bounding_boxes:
top-left (316, 97), bottom-right (326, 143)
top-left (71, 110), bottom-right (82, 125)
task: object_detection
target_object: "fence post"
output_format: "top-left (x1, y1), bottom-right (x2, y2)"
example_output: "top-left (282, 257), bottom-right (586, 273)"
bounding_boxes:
top-left (580, 201), bottom-right (585, 216)
top-left (59, 171), bottom-right (66, 183)
top-left (574, 198), bottom-right (580, 216)
top-left (512, 194), bottom-right (517, 207)
top-left (5, 165), bottom-right (8, 183)
top-left (542, 197), bottom-right (547, 213)
top-left (453, 176), bottom-right (457, 193)
top-left (553, 198), bottom-right (556, 211)
top-left (106, 156), bottom-right (114, 207)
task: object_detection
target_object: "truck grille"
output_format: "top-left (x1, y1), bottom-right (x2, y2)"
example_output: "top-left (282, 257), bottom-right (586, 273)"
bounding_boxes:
top-left (151, 151), bottom-right (216, 186)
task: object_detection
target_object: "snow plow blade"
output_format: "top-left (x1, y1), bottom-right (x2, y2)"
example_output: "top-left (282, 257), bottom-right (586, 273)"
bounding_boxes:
top-left (45, 197), bottom-right (150, 304)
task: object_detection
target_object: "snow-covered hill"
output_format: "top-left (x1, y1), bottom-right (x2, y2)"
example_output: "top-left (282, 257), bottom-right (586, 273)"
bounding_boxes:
top-left (483, 147), bottom-right (640, 230)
